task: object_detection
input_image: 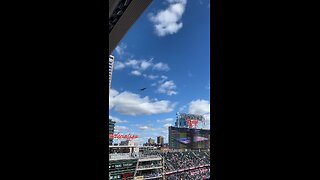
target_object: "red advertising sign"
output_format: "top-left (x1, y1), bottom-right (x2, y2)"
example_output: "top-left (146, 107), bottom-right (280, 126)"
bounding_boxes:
top-left (109, 134), bottom-right (138, 139)
top-left (187, 119), bottom-right (199, 128)
top-left (122, 172), bottom-right (133, 179)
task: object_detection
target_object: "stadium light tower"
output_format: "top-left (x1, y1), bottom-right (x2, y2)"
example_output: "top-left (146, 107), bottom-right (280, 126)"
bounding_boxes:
top-left (109, 0), bottom-right (153, 55)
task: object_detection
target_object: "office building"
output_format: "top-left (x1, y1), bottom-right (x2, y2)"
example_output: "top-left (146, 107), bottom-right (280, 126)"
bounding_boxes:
top-left (157, 136), bottom-right (164, 146)
top-left (109, 119), bottom-right (116, 145)
top-left (147, 138), bottom-right (155, 145)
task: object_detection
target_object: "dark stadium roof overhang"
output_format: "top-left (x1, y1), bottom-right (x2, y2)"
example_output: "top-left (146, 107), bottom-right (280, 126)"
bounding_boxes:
top-left (109, 0), bottom-right (152, 55)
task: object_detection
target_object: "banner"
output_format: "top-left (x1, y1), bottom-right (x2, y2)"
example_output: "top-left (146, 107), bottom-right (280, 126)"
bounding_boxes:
top-left (109, 134), bottom-right (138, 139)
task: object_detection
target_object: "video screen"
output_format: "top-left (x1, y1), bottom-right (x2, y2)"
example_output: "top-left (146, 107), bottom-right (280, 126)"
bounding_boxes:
top-left (169, 127), bottom-right (210, 149)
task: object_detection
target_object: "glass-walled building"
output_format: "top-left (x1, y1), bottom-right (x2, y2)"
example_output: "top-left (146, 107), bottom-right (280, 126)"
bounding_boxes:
top-left (109, 119), bottom-right (116, 145)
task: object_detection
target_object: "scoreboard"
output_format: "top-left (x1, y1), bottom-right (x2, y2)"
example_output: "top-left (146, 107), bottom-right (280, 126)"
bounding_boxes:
top-left (169, 126), bottom-right (210, 150)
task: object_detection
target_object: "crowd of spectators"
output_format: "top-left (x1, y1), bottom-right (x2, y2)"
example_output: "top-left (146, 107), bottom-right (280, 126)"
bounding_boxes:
top-left (143, 172), bottom-right (163, 178)
top-left (166, 167), bottom-right (210, 180)
top-left (135, 150), bottom-right (211, 179)
top-left (138, 163), bottom-right (162, 169)
top-left (163, 151), bottom-right (210, 172)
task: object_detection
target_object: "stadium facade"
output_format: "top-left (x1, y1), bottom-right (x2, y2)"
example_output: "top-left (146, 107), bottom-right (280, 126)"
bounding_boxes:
top-left (109, 145), bottom-right (164, 180)
top-left (109, 145), bottom-right (210, 179)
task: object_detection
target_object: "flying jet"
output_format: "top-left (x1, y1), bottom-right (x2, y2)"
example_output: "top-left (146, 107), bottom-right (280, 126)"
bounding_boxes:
top-left (140, 88), bottom-right (147, 91)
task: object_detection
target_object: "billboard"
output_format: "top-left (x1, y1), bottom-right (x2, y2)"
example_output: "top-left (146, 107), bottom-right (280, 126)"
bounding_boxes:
top-left (190, 128), bottom-right (210, 149)
top-left (169, 126), bottom-right (210, 149)
top-left (175, 113), bottom-right (205, 129)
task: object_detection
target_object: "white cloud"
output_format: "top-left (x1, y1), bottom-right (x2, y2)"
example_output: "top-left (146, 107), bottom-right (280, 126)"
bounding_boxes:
top-left (149, 0), bottom-right (187, 36)
top-left (157, 118), bottom-right (174, 123)
top-left (157, 80), bottom-right (178, 96)
top-left (131, 70), bottom-right (142, 76)
top-left (114, 43), bottom-right (127, 56)
top-left (147, 74), bottom-right (159, 80)
top-left (109, 89), bottom-right (119, 109)
top-left (125, 59), bottom-right (140, 69)
top-left (140, 60), bottom-right (153, 70)
top-left (188, 99), bottom-right (210, 129)
top-left (109, 89), bottom-right (177, 116)
top-left (114, 59), bottom-right (169, 74)
top-left (114, 61), bottom-right (125, 70)
top-left (139, 126), bottom-right (150, 131)
top-left (188, 99), bottom-right (210, 115)
top-left (138, 125), bottom-right (157, 131)
top-left (179, 105), bottom-right (187, 112)
top-left (163, 123), bottom-right (172, 128)
top-left (114, 125), bottom-right (129, 133)
top-left (158, 75), bottom-right (168, 83)
top-left (153, 62), bottom-right (170, 71)
top-left (143, 74), bottom-right (159, 80)
top-left (109, 115), bottom-right (128, 124)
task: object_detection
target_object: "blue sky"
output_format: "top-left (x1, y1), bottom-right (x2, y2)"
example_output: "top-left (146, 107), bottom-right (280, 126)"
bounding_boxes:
top-left (109, 0), bottom-right (210, 145)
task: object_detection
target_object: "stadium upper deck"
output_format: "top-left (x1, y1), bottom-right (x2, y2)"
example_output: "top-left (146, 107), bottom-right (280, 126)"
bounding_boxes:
top-left (109, 0), bottom-right (153, 55)
top-left (109, 145), bottom-right (210, 179)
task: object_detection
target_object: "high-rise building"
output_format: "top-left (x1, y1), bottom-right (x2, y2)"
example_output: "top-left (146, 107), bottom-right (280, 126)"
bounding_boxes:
top-left (109, 55), bottom-right (115, 91)
top-left (157, 136), bottom-right (164, 145)
top-left (147, 138), bottom-right (155, 145)
top-left (109, 119), bottom-right (116, 145)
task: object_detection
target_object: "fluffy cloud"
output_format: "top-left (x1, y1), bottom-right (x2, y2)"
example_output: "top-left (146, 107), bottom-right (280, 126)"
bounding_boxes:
top-left (163, 123), bottom-right (172, 128)
top-left (138, 125), bottom-right (157, 131)
top-left (153, 62), bottom-right (170, 71)
top-left (143, 74), bottom-right (159, 80)
top-left (114, 125), bottom-right (129, 133)
top-left (158, 75), bottom-right (168, 83)
top-left (178, 105), bottom-right (187, 112)
top-left (114, 61), bottom-right (125, 70)
top-left (109, 115), bottom-right (128, 124)
top-left (188, 99), bottom-right (210, 129)
top-left (125, 59), bottom-right (140, 69)
top-left (139, 126), bottom-right (150, 131)
top-left (188, 99), bottom-right (210, 114)
top-left (114, 59), bottom-right (169, 73)
top-left (131, 70), bottom-right (142, 76)
top-left (114, 43), bottom-right (127, 56)
top-left (149, 0), bottom-right (187, 36)
top-left (157, 80), bottom-right (178, 96)
top-left (157, 118), bottom-right (174, 123)
top-left (109, 89), bottom-right (177, 116)
top-left (140, 60), bottom-right (153, 70)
